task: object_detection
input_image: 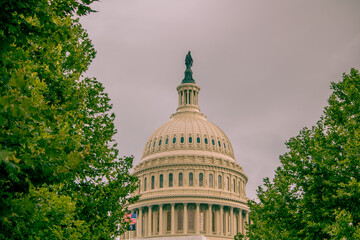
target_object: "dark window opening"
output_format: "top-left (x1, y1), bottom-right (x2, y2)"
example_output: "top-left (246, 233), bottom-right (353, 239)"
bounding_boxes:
top-left (169, 173), bottom-right (173, 187)
top-left (199, 173), bottom-right (203, 186)
top-left (160, 174), bottom-right (163, 188)
top-left (189, 173), bottom-right (193, 186)
top-left (179, 173), bottom-right (183, 186)
top-left (189, 137), bottom-right (192, 143)
top-left (197, 137), bottom-right (200, 143)
top-left (209, 174), bottom-right (213, 188)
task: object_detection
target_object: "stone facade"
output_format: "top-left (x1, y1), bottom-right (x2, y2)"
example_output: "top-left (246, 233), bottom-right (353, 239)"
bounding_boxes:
top-left (122, 56), bottom-right (249, 240)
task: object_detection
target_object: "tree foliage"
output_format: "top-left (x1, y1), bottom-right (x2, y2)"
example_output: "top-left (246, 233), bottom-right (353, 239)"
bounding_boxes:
top-left (236, 69), bottom-right (360, 240)
top-left (0, 1), bottom-right (138, 239)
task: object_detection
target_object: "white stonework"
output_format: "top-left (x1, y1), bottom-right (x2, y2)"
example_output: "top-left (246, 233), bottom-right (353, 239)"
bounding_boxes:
top-left (122, 61), bottom-right (249, 240)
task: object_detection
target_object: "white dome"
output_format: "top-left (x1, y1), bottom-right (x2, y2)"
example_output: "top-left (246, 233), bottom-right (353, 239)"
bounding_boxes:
top-left (126, 54), bottom-right (249, 240)
top-left (142, 111), bottom-right (235, 160)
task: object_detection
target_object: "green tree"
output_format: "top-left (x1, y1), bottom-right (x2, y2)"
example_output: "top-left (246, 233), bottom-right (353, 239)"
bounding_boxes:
top-left (236, 68), bottom-right (360, 240)
top-left (0, 1), bottom-right (138, 239)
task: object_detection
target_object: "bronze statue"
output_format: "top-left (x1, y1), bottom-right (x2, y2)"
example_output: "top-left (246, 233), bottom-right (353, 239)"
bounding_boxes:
top-left (185, 51), bottom-right (193, 69)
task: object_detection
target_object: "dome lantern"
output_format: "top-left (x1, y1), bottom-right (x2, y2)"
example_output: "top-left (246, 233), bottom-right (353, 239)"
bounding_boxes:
top-left (177, 51), bottom-right (201, 113)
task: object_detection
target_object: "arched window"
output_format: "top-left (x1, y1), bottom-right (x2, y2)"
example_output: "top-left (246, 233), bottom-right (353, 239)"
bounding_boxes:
top-left (160, 174), bottom-right (163, 188)
top-left (188, 209), bottom-right (195, 231)
top-left (151, 176), bottom-right (155, 189)
top-left (169, 173), bottom-right (173, 187)
top-left (189, 137), bottom-right (192, 143)
top-left (153, 141), bottom-right (156, 147)
top-left (159, 139), bottom-right (162, 146)
top-left (226, 177), bottom-right (229, 191)
top-left (238, 181), bottom-right (241, 194)
top-left (179, 172), bottom-right (183, 186)
top-left (218, 175), bottom-right (222, 189)
top-left (224, 143), bottom-right (226, 148)
top-left (167, 211), bottom-right (171, 231)
top-left (205, 138), bottom-right (208, 144)
top-left (144, 177), bottom-right (147, 191)
top-left (173, 137), bottom-right (176, 144)
top-left (233, 179), bottom-right (235, 192)
top-left (212, 139), bottom-right (215, 145)
top-left (209, 174), bottom-right (213, 188)
top-left (181, 137), bottom-right (184, 143)
top-left (218, 141), bottom-right (221, 147)
top-left (199, 173), bottom-right (203, 186)
top-left (212, 208), bottom-right (216, 232)
top-left (197, 137), bottom-right (200, 143)
top-left (177, 210), bottom-right (183, 231)
top-left (165, 138), bottom-right (168, 144)
top-left (200, 210), bottom-right (205, 232)
top-left (189, 172), bottom-right (193, 186)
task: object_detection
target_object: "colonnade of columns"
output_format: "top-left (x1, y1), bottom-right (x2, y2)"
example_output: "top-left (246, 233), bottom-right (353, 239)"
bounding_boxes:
top-left (177, 84), bottom-right (200, 109)
top-left (122, 203), bottom-right (249, 239)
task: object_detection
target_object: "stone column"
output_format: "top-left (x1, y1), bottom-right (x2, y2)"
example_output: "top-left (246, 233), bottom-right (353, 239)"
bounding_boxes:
top-left (130, 210), bottom-right (135, 239)
top-left (189, 89), bottom-right (193, 105)
top-left (208, 204), bottom-right (212, 235)
top-left (219, 205), bottom-right (223, 235)
top-left (171, 203), bottom-right (175, 235)
top-left (224, 209), bottom-right (228, 236)
top-left (245, 211), bottom-right (249, 235)
top-left (230, 207), bottom-right (234, 236)
top-left (184, 203), bottom-right (188, 234)
top-left (153, 210), bottom-right (157, 235)
top-left (240, 210), bottom-right (244, 234)
top-left (138, 208), bottom-right (142, 237)
top-left (148, 206), bottom-right (152, 236)
top-left (159, 205), bottom-right (163, 235)
top-left (195, 203), bottom-right (200, 234)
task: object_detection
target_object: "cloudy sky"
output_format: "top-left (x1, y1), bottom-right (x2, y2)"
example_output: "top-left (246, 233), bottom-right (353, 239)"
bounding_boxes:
top-left (81, 0), bottom-right (360, 200)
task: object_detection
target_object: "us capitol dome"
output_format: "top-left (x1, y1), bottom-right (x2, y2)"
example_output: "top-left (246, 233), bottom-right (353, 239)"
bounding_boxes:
top-left (123, 52), bottom-right (249, 240)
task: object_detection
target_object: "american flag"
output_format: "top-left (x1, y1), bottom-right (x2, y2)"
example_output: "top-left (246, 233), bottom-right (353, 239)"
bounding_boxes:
top-left (124, 213), bottom-right (137, 224)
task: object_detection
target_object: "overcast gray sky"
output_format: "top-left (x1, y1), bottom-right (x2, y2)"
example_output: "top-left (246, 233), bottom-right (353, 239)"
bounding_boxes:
top-left (81, 0), bottom-right (360, 200)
